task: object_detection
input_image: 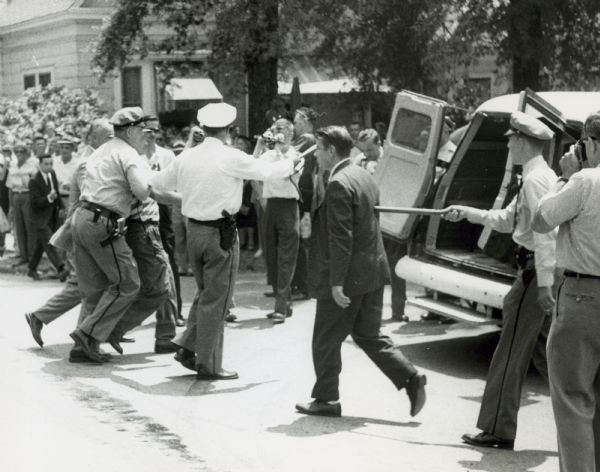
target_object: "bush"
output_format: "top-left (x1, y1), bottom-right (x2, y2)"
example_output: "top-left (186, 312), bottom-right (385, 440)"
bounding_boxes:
top-left (0, 85), bottom-right (106, 144)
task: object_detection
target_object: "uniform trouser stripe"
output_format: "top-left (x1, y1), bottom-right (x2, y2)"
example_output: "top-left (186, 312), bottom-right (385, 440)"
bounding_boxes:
top-left (88, 240), bottom-right (121, 338)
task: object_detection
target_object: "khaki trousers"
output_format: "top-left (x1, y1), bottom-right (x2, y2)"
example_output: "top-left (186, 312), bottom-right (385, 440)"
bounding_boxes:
top-left (548, 277), bottom-right (600, 472)
top-left (173, 222), bottom-right (239, 373)
top-left (72, 207), bottom-right (140, 342)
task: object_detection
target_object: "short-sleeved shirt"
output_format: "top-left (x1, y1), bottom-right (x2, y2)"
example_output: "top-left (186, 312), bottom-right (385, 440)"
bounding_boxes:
top-left (53, 155), bottom-right (79, 196)
top-left (538, 166), bottom-right (600, 276)
top-left (259, 146), bottom-right (300, 200)
top-left (79, 137), bottom-right (150, 217)
top-left (150, 136), bottom-right (294, 221)
top-left (130, 153), bottom-right (160, 222)
top-left (6, 157), bottom-right (38, 192)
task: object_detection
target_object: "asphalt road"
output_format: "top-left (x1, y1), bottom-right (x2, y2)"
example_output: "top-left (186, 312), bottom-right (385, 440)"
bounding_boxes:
top-left (0, 261), bottom-right (559, 472)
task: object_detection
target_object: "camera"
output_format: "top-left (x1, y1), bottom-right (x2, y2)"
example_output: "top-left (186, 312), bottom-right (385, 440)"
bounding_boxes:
top-left (260, 130), bottom-right (285, 149)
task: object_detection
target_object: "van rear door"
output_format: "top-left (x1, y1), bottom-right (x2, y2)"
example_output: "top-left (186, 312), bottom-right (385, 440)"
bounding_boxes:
top-left (374, 91), bottom-right (447, 240)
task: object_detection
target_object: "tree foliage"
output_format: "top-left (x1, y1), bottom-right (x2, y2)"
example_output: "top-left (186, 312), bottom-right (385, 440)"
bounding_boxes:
top-left (449, 0), bottom-right (600, 90)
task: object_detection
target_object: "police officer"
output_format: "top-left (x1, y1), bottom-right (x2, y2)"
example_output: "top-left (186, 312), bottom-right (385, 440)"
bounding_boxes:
top-left (533, 111), bottom-right (600, 472)
top-left (444, 111), bottom-right (557, 449)
top-left (69, 108), bottom-right (153, 363)
top-left (150, 102), bottom-right (302, 380)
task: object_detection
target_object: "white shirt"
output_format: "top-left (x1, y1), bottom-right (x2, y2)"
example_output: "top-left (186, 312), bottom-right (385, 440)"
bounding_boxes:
top-left (150, 137), bottom-right (294, 221)
top-left (148, 145), bottom-right (176, 172)
top-left (259, 146), bottom-right (300, 199)
top-left (6, 157), bottom-right (38, 192)
top-left (482, 155), bottom-right (557, 286)
top-left (538, 166), bottom-right (600, 276)
top-left (80, 137), bottom-right (151, 217)
top-left (53, 154), bottom-right (79, 196)
top-left (130, 155), bottom-right (160, 222)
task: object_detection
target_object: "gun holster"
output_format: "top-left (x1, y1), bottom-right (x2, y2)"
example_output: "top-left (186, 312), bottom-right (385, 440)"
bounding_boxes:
top-left (219, 210), bottom-right (237, 251)
top-left (100, 217), bottom-right (127, 247)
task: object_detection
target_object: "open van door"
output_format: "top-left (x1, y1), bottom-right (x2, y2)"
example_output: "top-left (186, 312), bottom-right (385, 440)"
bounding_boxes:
top-left (374, 91), bottom-right (447, 240)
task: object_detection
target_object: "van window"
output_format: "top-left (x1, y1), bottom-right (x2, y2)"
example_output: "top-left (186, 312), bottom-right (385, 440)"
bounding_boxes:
top-left (390, 108), bottom-right (432, 153)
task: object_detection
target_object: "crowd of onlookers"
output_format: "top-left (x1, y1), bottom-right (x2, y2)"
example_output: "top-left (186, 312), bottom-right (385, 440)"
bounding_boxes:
top-left (0, 113), bottom-right (389, 289)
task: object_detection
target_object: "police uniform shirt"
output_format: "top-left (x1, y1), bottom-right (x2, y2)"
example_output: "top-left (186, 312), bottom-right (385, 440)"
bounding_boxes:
top-left (482, 155), bottom-right (558, 286)
top-left (150, 136), bottom-right (294, 221)
top-left (79, 137), bottom-right (151, 217)
top-left (6, 157), bottom-right (38, 192)
top-left (53, 154), bottom-right (79, 196)
top-left (259, 146), bottom-right (300, 200)
top-left (538, 167), bottom-right (600, 276)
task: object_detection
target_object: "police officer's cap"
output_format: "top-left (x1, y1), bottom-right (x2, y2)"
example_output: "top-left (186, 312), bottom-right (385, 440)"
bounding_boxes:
top-left (1, 143), bottom-right (11, 152)
top-left (505, 111), bottom-right (553, 141)
top-left (197, 103), bottom-right (237, 129)
top-left (109, 107), bottom-right (153, 128)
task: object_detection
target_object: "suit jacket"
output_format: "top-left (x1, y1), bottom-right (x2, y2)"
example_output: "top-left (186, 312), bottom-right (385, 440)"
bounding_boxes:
top-left (309, 159), bottom-right (390, 299)
top-left (29, 170), bottom-right (63, 230)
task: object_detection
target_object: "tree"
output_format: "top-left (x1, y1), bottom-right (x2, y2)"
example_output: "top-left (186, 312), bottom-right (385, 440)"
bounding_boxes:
top-left (449, 0), bottom-right (600, 91)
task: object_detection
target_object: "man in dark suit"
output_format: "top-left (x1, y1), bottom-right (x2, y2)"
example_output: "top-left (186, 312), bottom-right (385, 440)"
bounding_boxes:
top-left (295, 126), bottom-right (427, 418)
top-left (28, 154), bottom-right (68, 281)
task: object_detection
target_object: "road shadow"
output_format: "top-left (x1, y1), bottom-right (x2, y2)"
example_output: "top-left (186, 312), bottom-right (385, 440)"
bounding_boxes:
top-left (458, 446), bottom-right (558, 472)
top-left (35, 343), bottom-right (276, 397)
top-left (267, 414), bottom-right (420, 437)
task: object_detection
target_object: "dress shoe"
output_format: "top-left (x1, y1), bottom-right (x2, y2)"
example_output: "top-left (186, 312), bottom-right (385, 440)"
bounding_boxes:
top-left (175, 316), bottom-right (186, 327)
top-left (69, 348), bottom-right (112, 363)
top-left (295, 400), bottom-right (342, 417)
top-left (196, 366), bottom-right (238, 380)
top-left (57, 267), bottom-right (69, 282)
top-left (25, 312), bottom-right (44, 347)
top-left (270, 312), bottom-right (286, 324)
top-left (69, 329), bottom-right (105, 364)
top-left (106, 333), bottom-right (123, 355)
top-left (174, 348), bottom-right (197, 372)
top-left (263, 291), bottom-right (275, 298)
top-left (406, 373), bottom-right (427, 417)
top-left (119, 336), bottom-right (135, 343)
top-left (225, 311), bottom-right (237, 322)
top-left (154, 340), bottom-right (178, 354)
top-left (392, 312), bottom-right (410, 322)
top-left (461, 432), bottom-right (514, 450)
top-left (291, 288), bottom-right (310, 301)
top-left (27, 269), bottom-right (41, 281)
top-left (266, 310), bottom-right (292, 320)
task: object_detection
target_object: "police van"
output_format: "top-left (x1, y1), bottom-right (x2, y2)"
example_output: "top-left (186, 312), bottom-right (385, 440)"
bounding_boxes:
top-left (375, 89), bottom-right (600, 323)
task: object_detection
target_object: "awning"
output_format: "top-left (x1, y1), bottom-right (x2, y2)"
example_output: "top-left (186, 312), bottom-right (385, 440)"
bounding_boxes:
top-left (278, 57), bottom-right (391, 95)
top-left (165, 78), bottom-right (223, 101)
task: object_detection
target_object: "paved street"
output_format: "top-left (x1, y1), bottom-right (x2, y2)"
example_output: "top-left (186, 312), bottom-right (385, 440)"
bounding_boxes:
top-left (0, 261), bottom-right (558, 472)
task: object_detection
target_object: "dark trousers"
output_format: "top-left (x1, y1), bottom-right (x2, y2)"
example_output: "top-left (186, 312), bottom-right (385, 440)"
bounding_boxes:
top-left (265, 198), bottom-right (299, 315)
top-left (29, 224), bottom-right (64, 272)
top-left (383, 236), bottom-right (407, 317)
top-left (160, 228), bottom-right (182, 316)
top-left (292, 234), bottom-right (309, 294)
top-left (476, 265), bottom-right (552, 440)
top-left (311, 286), bottom-right (417, 402)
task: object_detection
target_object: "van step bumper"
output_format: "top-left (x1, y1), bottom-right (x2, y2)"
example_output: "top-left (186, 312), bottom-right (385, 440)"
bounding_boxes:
top-left (407, 297), bottom-right (498, 324)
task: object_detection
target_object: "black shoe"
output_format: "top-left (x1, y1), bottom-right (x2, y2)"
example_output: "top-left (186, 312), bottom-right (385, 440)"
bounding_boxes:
top-left (196, 366), bottom-right (238, 380)
top-left (461, 432), bottom-right (515, 450)
top-left (174, 348), bottom-right (196, 372)
top-left (119, 336), bottom-right (135, 343)
top-left (263, 291), bottom-right (275, 298)
top-left (270, 312), bottom-right (286, 324)
top-left (175, 316), bottom-right (186, 327)
top-left (107, 333), bottom-right (123, 355)
top-left (25, 312), bottom-right (44, 347)
top-left (69, 329), bottom-right (105, 364)
top-left (27, 269), bottom-right (41, 281)
top-left (225, 311), bottom-right (237, 322)
top-left (291, 288), bottom-right (310, 301)
top-left (406, 373), bottom-right (427, 417)
top-left (295, 400), bottom-right (342, 417)
top-left (266, 310), bottom-right (292, 320)
top-left (154, 340), bottom-right (178, 354)
top-left (392, 312), bottom-right (409, 322)
top-left (69, 348), bottom-right (112, 363)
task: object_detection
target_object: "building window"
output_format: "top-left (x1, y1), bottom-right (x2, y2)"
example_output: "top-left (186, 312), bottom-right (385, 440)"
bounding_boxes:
top-left (122, 67), bottom-right (142, 107)
top-left (23, 71), bottom-right (52, 90)
top-left (38, 73), bottom-right (52, 87)
top-left (24, 74), bottom-right (36, 90)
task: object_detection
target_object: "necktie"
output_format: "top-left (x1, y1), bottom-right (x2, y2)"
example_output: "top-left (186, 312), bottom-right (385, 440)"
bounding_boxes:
top-left (512, 173), bottom-right (523, 232)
